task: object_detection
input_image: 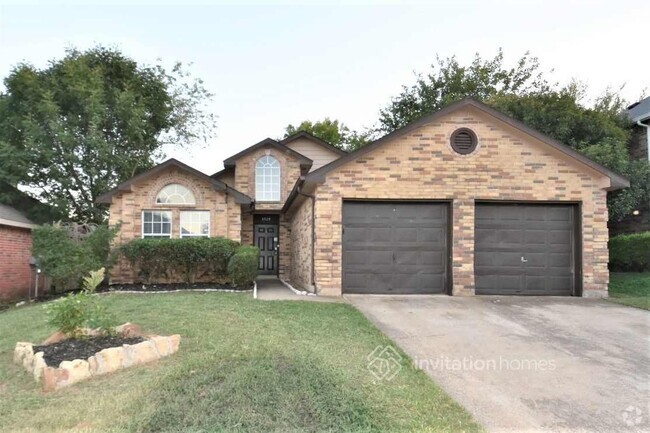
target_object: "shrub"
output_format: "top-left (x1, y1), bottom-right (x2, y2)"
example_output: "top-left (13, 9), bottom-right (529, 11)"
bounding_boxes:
top-left (228, 246), bottom-right (260, 286)
top-left (45, 268), bottom-right (115, 337)
top-left (32, 224), bottom-right (119, 292)
top-left (120, 237), bottom-right (240, 284)
top-left (609, 232), bottom-right (650, 272)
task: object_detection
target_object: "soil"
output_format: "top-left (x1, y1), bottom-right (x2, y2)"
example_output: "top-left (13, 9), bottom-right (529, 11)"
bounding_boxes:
top-left (34, 335), bottom-right (145, 367)
top-left (104, 282), bottom-right (253, 292)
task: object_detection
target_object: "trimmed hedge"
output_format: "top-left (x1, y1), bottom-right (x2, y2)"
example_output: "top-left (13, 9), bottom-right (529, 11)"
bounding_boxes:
top-left (120, 237), bottom-right (259, 285)
top-left (609, 232), bottom-right (650, 272)
top-left (228, 246), bottom-right (261, 286)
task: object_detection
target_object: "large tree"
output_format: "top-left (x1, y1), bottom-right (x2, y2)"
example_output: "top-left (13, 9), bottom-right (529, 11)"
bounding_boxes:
top-left (284, 118), bottom-right (371, 152)
top-left (376, 51), bottom-right (648, 221)
top-left (0, 46), bottom-right (216, 223)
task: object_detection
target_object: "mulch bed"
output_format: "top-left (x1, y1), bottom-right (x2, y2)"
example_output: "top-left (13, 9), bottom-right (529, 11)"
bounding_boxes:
top-left (34, 335), bottom-right (145, 367)
top-left (104, 282), bottom-right (253, 292)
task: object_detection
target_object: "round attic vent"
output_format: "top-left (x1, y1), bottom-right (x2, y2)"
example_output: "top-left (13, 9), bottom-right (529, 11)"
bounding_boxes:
top-left (450, 128), bottom-right (478, 155)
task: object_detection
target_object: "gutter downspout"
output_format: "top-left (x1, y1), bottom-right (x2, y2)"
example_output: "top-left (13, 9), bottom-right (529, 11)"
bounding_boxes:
top-left (297, 186), bottom-right (317, 293)
top-left (636, 121), bottom-right (650, 163)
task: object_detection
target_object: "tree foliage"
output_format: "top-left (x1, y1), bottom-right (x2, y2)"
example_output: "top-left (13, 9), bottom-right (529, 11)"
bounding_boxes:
top-left (284, 118), bottom-right (371, 152)
top-left (0, 46), bottom-right (216, 223)
top-left (377, 49), bottom-right (550, 133)
top-left (376, 50), bottom-right (648, 221)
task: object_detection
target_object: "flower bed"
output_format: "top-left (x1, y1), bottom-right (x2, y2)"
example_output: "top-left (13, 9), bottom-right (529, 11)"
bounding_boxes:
top-left (14, 323), bottom-right (180, 391)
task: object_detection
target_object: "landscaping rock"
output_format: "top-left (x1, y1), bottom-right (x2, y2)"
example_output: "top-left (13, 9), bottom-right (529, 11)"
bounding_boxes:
top-left (13, 342), bottom-right (32, 364)
top-left (150, 335), bottom-right (172, 356)
top-left (90, 346), bottom-right (125, 375)
top-left (32, 352), bottom-right (47, 382)
top-left (169, 334), bottom-right (181, 353)
top-left (115, 323), bottom-right (143, 338)
top-left (16, 328), bottom-right (181, 391)
top-left (58, 359), bottom-right (91, 387)
top-left (41, 331), bottom-right (67, 346)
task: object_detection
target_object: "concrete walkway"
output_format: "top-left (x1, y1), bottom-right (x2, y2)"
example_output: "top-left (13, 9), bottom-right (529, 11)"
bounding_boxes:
top-left (347, 295), bottom-right (650, 433)
top-left (255, 277), bottom-right (341, 302)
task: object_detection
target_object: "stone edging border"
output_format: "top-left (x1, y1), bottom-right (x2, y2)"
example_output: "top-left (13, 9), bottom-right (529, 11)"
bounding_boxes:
top-left (279, 279), bottom-right (317, 297)
top-left (14, 334), bottom-right (181, 392)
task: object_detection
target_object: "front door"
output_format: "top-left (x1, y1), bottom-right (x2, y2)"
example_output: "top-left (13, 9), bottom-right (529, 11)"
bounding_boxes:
top-left (254, 214), bottom-right (279, 275)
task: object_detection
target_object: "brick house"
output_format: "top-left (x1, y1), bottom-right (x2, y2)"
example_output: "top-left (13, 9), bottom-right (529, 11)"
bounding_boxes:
top-left (0, 204), bottom-right (38, 301)
top-left (98, 98), bottom-right (628, 297)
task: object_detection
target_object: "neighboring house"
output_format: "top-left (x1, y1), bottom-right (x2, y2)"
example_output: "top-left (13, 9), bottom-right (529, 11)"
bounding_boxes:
top-left (609, 97), bottom-right (650, 235)
top-left (98, 98), bottom-right (628, 298)
top-left (0, 204), bottom-right (38, 301)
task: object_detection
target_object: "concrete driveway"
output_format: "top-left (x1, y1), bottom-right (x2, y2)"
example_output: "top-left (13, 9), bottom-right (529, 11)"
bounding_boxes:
top-left (347, 295), bottom-right (650, 433)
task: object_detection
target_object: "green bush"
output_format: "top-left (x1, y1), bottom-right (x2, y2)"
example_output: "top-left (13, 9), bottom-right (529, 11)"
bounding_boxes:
top-left (228, 247), bottom-right (260, 286)
top-left (120, 237), bottom-right (240, 284)
top-left (44, 268), bottom-right (115, 337)
top-left (609, 232), bottom-right (650, 272)
top-left (32, 224), bottom-right (119, 291)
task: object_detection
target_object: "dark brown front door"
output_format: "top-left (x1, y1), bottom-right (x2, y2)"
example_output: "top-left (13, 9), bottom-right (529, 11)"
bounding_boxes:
top-left (342, 201), bottom-right (449, 294)
top-left (254, 215), bottom-right (279, 275)
top-left (474, 203), bottom-right (577, 295)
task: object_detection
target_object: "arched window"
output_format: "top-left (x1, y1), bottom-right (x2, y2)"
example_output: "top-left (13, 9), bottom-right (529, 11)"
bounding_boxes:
top-left (156, 184), bottom-right (196, 205)
top-left (255, 156), bottom-right (280, 201)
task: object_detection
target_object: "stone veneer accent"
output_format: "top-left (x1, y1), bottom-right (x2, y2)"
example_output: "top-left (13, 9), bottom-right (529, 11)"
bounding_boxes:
top-left (108, 166), bottom-right (242, 283)
top-left (297, 106), bottom-right (611, 297)
top-left (14, 327), bottom-right (181, 392)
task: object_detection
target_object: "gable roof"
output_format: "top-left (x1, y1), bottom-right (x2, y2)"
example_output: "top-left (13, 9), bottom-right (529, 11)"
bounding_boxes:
top-left (0, 203), bottom-right (35, 229)
top-left (96, 158), bottom-right (252, 205)
top-left (222, 138), bottom-right (313, 169)
top-left (280, 131), bottom-right (347, 156)
top-left (627, 96), bottom-right (650, 123)
top-left (304, 97), bottom-right (629, 191)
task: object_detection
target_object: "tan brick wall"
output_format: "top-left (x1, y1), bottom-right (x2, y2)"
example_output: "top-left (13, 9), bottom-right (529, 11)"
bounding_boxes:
top-left (233, 146), bottom-right (302, 211)
top-left (289, 197), bottom-right (313, 290)
top-left (107, 166), bottom-right (242, 283)
top-left (311, 106), bottom-right (611, 297)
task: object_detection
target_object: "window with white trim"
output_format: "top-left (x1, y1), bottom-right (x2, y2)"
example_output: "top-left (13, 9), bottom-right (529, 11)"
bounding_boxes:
top-left (180, 211), bottom-right (210, 237)
top-left (142, 211), bottom-right (172, 238)
top-left (255, 155), bottom-right (281, 201)
top-left (156, 184), bottom-right (196, 205)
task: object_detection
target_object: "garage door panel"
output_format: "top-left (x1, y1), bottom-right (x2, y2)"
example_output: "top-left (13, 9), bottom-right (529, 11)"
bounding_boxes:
top-left (475, 204), bottom-right (575, 296)
top-left (343, 202), bottom-right (448, 294)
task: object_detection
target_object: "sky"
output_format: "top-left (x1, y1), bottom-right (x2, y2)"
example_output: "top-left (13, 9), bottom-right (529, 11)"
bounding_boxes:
top-left (0, 1), bottom-right (648, 175)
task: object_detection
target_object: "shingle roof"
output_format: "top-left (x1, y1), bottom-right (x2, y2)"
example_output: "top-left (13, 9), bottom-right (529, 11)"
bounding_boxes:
top-left (627, 96), bottom-right (650, 123)
top-left (0, 203), bottom-right (35, 228)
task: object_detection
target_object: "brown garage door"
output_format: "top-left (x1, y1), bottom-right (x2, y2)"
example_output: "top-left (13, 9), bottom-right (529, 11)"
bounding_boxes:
top-left (475, 203), bottom-right (576, 296)
top-left (342, 202), bottom-right (448, 294)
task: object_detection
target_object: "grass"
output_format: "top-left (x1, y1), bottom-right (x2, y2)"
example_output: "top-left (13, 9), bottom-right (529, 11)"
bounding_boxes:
top-left (608, 272), bottom-right (650, 310)
top-left (0, 293), bottom-right (481, 433)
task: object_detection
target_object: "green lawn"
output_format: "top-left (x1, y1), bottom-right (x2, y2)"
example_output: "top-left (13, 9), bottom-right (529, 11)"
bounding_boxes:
top-left (608, 272), bottom-right (650, 310)
top-left (0, 293), bottom-right (481, 433)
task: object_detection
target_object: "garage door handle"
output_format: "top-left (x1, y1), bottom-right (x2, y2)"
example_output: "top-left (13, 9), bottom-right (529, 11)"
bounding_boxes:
top-left (521, 256), bottom-right (528, 263)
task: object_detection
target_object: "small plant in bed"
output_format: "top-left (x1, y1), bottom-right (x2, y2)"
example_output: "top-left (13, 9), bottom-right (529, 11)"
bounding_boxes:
top-left (45, 268), bottom-right (116, 339)
top-left (106, 281), bottom-right (253, 292)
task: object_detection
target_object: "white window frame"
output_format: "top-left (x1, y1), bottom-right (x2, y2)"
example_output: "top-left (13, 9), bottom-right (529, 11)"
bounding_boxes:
top-left (142, 210), bottom-right (173, 238)
top-left (255, 155), bottom-right (281, 202)
top-left (180, 210), bottom-right (210, 238)
top-left (156, 183), bottom-right (196, 206)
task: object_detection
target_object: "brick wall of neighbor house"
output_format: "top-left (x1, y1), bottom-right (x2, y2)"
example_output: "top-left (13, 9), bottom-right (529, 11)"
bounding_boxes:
top-left (108, 166), bottom-right (242, 283)
top-left (289, 197), bottom-right (313, 291)
top-left (311, 106), bottom-right (611, 297)
top-left (0, 225), bottom-right (35, 301)
top-left (233, 147), bottom-right (302, 211)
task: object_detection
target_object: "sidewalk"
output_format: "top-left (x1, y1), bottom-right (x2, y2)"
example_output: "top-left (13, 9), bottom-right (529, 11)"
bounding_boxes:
top-left (255, 277), bottom-right (342, 302)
